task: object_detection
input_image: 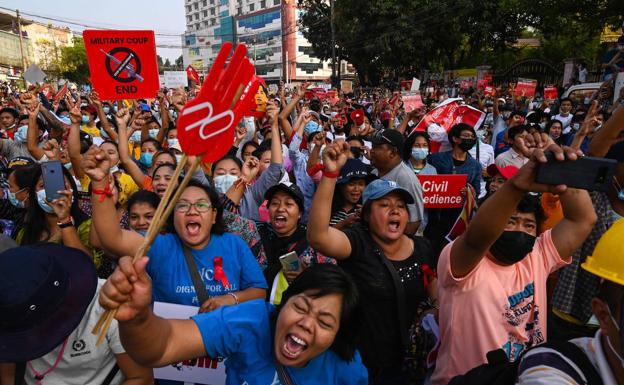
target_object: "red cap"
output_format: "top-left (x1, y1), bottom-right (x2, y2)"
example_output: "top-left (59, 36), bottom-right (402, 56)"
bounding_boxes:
top-left (486, 164), bottom-right (519, 180)
top-left (350, 109), bottom-right (365, 126)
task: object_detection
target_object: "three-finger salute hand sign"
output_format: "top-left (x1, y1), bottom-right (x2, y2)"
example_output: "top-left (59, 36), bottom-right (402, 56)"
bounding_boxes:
top-left (177, 42), bottom-right (261, 162)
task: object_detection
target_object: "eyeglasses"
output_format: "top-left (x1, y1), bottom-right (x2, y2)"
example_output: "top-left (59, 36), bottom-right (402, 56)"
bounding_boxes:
top-left (174, 201), bottom-right (213, 213)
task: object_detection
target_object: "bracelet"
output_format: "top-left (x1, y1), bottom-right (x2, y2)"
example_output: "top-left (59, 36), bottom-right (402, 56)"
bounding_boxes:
top-left (227, 292), bottom-right (239, 305)
top-left (322, 169), bottom-right (340, 178)
top-left (92, 182), bottom-right (113, 203)
top-left (57, 216), bottom-right (74, 229)
top-left (307, 163), bottom-right (323, 177)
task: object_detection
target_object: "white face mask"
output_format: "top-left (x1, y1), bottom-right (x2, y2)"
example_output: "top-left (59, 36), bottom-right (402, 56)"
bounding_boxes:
top-left (213, 174), bottom-right (238, 194)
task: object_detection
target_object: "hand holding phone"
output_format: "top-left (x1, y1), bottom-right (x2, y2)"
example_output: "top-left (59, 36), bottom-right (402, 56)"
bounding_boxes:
top-left (279, 251), bottom-right (300, 273)
top-left (41, 161), bottom-right (65, 201)
top-left (536, 153), bottom-right (616, 192)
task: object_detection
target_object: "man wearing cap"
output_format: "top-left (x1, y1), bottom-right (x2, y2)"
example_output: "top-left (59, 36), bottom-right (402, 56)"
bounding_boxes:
top-left (0, 244), bottom-right (152, 385)
top-left (370, 128), bottom-right (424, 234)
top-left (517, 220), bottom-right (624, 385)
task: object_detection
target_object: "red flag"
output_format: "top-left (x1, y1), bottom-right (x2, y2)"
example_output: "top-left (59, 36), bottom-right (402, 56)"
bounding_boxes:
top-left (186, 65), bottom-right (200, 84)
top-left (54, 83), bottom-right (68, 103)
top-left (445, 186), bottom-right (477, 242)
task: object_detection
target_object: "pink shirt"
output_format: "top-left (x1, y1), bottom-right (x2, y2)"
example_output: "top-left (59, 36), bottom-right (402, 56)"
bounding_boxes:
top-left (431, 230), bottom-right (568, 385)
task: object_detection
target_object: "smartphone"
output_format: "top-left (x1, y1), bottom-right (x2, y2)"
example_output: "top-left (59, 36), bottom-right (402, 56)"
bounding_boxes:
top-left (41, 161), bottom-right (65, 201)
top-left (536, 153), bottom-right (617, 192)
top-left (279, 251), bottom-right (300, 272)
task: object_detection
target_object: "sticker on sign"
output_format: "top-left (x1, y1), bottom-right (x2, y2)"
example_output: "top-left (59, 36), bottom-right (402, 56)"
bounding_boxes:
top-left (83, 30), bottom-right (159, 100)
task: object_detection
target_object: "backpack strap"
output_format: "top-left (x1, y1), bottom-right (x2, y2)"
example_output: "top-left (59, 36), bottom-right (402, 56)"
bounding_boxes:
top-left (182, 244), bottom-right (210, 305)
top-left (518, 341), bottom-right (603, 385)
top-left (100, 364), bottom-right (120, 385)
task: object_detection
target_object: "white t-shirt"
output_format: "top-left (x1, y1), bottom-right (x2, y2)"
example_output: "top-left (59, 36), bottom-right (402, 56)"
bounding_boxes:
top-left (25, 280), bottom-right (125, 385)
top-left (468, 141), bottom-right (495, 199)
top-left (552, 114), bottom-right (573, 133)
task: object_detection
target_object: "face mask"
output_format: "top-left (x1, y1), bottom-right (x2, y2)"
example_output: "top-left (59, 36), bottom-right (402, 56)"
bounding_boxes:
top-left (593, 124), bottom-right (602, 133)
top-left (63, 162), bottom-right (72, 170)
top-left (213, 174), bottom-right (238, 194)
top-left (167, 138), bottom-right (179, 148)
top-left (350, 146), bottom-right (362, 158)
top-left (149, 128), bottom-right (159, 139)
top-left (81, 115), bottom-right (90, 124)
top-left (571, 123), bottom-right (581, 131)
top-left (80, 103), bottom-right (87, 108)
top-left (411, 148), bottom-right (428, 160)
top-left (103, 107), bottom-right (111, 115)
top-left (539, 122), bottom-right (546, 130)
top-left (139, 152), bottom-right (153, 168)
top-left (109, 164), bottom-right (120, 174)
top-left (36, 189), bottom-right (54, 214)
top-left (100, 128), bottom-right (109, 139)
top-left (169, 109), bottom-right (177, 119)
top-left (304, 121), bottom-right (320, 135)
top-left (458, 138), bottom-right (477, 152)
top-left (58, 116), bottom-right (71, 125)
top-left (175, 154), bottom-right (183, 164)
top-left (14, 125), bottom-right (28, 142)
top-left (129, 131), bottom-right (142, 142)
top-left (489, 231), bottom-right (537, 264)
top-left (8, 189), bottom-right (25, 208)
top-left (134, 229), bottom-right (147, 237)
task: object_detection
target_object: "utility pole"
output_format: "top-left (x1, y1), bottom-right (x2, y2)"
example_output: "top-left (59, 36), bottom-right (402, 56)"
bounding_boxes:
top-left (16, 9), bottom-right (28, 81)
top-left (330, 0), bottom-right (337, 88)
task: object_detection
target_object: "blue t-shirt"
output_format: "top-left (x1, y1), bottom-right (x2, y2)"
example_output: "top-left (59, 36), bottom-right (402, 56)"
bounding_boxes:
top-left (192, 300), bottom-right (368, 385)
top-left (146, 232), bottom-right (268, 306)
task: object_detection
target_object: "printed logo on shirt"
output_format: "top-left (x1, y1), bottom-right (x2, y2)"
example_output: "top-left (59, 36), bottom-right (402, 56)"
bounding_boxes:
top-left (500, 282), bottom-right (545, 361)
top-left (70, 339), bottom-right (91, 358)
top-left (241, 371), bottom-right (281, 385)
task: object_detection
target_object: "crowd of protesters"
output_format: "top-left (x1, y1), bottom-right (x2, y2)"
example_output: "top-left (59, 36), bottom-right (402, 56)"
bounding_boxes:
top-left (0, 46), bottom-right (623, 385)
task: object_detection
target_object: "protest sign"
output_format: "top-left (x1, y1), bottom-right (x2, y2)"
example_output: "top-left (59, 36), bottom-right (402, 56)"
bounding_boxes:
top-left (515, 78), bottom-right (537, 98)
top-left (268, 83), bottom-right (278, 94)
top-left (484, 86), bottom-right (495, 96)
top-left (543, 86), bottom-right (558, 100)
top-left (403, 93), bottom-right (424, 111)
top-left (417, 174), bottom-right (468, 208)
top-left (411, 78), bottom-right (421, 92)
top-left (163, 71), bottom-right (188, 88)
top-left (83, 30), bottom-right (159, 100)
top-left (23, 64), bottom-right (46, 84)
top-left (153, 302), bottom-right (226, 385)
top-left (341, 80), bottom-right (353, 93)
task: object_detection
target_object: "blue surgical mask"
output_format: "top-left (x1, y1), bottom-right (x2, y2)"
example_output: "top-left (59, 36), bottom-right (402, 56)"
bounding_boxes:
top-left (139, 152), bottom-right (153, 168)
top-left (63, 162), bottom-right (72, 170)
top-left (213, 174), bottom-right (238, 194)
top-left (134, 229), bottom-right (147, 236)
top-left (8, 188), bottom-right (25, 208)
top-left (100, 128), bottom-right (109, 139)
top-left (411, 148), bottom-right (428, 160)
top-left (304, 121), bottom-right (320, 135)
top-left (149, 128), bottom-right (159, 139)
top-left (167, 138), bottom-right (179, 148)
top-left (103, 107), bottom-right (110, 115)
top-left (81, 115), bottom-right (90, 124)
top-left (14, 125), bottom-right (28, 142)
top-left (129, 131), bottom-right (142, 143)
top-left (58, 116), bottom-right (71, 125)
top-left (36, 189), bottom-right (54, 214)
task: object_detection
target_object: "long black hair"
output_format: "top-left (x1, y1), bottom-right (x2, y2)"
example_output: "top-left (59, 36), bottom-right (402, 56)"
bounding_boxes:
top-left (274, 264), bottom-right (361, 362)
top-left (21, 165), bottom-right (87, 245)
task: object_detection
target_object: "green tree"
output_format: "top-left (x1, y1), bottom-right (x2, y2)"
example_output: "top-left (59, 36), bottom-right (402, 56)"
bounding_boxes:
top-left (56, 37), bottom-right (90, 85)
top-left (175, 55), bottom-right (184, 69)
top-left (157, 54), bottom-right (165, 73)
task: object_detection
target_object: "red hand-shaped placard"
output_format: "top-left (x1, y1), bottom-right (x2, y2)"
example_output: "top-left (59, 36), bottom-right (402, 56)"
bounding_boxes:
top-left (177, 42), bottom-right (261, 162)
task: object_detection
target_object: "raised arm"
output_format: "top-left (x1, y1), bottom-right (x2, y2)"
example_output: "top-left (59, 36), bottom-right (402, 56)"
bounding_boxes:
top-left (26, 102), bottom-right (45, 160)
top-left (83, 146), bottom-right (144, 258)
top-left (91, 91), bottom-right (118, 142)
top-left (100, 257), bottom-right (205, 367)
top-left (156, 91), bottom-right (169, 144)
top-left (450, 136), bottom-right (583, 278)
top-left (588, 105), bottom-right (624, 157)
top-left (550, 187), bottom-right (596, 260)
top-left (117, 108), bottom-right (146, 188)
top-left (66, 100), bottom-right (85, 179)
top-left (279, 82), bottom-right (309, 140)
top-left (307, 142), bottom-right (353, 259)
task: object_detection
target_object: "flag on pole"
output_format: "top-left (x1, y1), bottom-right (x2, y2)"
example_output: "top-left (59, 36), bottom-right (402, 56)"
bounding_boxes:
top-left (445, 185), bottom-right (477, 242)
top-left (186, 65), bottom-right (200, 85)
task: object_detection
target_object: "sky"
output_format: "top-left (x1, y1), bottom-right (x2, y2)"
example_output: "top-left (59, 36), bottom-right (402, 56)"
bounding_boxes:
top-left (2, 0), bottom-right (186, 61)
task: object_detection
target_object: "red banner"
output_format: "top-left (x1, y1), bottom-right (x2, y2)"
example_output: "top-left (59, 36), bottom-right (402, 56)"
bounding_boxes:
top-left (83, 30), bottom-right (160, 100)
top-left (186, 65), bottom-right (200, 85)
top-left (515, 78), bottom-right (537, 98)
top-left (417, 174), bottom-right (468, 208)
top-left (403, 93), bottom-right (423, 111)
top-left (544, 86), bottom-right (558, 100)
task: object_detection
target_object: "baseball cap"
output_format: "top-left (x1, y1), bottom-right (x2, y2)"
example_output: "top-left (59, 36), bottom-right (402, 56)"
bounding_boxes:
top-left (264, 182), bottom-right (305, 212)
top-left (3, 156), bottom-right (35, 172)
top-left (337, 159), bottom-right (370, 185)
top-left (486, 164), bottom-right (519, 180)
top-left (362, 179), bottom-right (414, 205)
top-left (372, 129), bottom-right (405, 155)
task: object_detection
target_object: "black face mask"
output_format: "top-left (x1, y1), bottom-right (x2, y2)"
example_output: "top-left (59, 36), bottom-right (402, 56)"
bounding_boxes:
top-left (489, 231), bottom-right (537, 265)
top-left (350, 146), bottom-right (362, 158)
top-left (458, 138), bottom-right (476, 152)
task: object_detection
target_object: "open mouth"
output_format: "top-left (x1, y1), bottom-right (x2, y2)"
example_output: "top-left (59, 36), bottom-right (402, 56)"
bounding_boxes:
top-left (282, 333), bottom-right (308, 359)
top-left (185, 221), bottom-right (201, 237)
top-left (155, 187), bottom-right (167, 196)
top-left (388, 220), bottom-right (400, 232)
top-left (273, 215), bottom-right (288, 227)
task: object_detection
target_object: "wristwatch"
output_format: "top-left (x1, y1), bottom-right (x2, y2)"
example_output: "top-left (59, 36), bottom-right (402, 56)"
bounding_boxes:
top-left (57, 217), bottom-right (75, 229)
